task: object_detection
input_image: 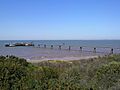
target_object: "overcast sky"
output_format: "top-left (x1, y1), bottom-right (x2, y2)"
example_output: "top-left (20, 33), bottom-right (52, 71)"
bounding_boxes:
top-left (0, 0), bottom-right (120, 40)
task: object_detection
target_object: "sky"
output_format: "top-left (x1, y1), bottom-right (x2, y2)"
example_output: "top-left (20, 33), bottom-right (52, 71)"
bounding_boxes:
top-left (0, 0), bottom-right (120, 40)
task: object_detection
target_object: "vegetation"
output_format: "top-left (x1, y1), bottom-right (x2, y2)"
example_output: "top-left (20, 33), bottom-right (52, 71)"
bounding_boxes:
top-left (0, 55), bottom-right (120, 90)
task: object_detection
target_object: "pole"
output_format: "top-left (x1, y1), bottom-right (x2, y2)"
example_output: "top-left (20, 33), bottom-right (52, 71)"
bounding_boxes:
top-left (69, 46), bottom-right (71, 50)
top-left (44, 44), bottom-right (46, 48)
top-left (59, 45), bottom-right (61, 50)
top-left (51, 45), bottom-right (53, 49)
top-left (80, 47), bottom-right (82, 51)
top-left (93, 48), bottom-right (96, 53)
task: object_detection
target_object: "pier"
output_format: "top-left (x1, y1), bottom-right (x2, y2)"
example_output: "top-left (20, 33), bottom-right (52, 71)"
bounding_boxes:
top-left (35, 44), bottom-right (120, 55)
top-left (4, 42), bottom-right (120, 55)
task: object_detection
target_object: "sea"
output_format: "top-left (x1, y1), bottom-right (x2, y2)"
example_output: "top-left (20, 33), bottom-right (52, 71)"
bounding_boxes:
top-left (0, 40), bottom-right (120, 60)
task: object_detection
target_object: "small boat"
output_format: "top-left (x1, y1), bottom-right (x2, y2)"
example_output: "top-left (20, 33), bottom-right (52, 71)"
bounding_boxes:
top-left (9, 44), bottom-right (15, 47)
top-left (5, 44), bottom-right (15, 47)
top-left (5, 44), bottom-right (10, 47)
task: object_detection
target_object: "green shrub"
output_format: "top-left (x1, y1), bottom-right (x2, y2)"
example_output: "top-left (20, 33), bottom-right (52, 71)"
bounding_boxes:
top-left (0, 56), bottom-right (37, 90)
top-left (95, 61), bottom-right (120, 90)
top-left (1, 55), bottom-right (120, 90)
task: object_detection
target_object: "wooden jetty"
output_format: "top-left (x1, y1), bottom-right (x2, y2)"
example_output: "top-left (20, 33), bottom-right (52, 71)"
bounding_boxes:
top-left (5, 42), bottom-right (119, 54)
top-left (36, 44), bottom-right (120, 55)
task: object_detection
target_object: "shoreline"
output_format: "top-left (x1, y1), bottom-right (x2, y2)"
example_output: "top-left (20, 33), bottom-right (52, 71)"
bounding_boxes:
top-left (27, 55), bottom-right (99, 63)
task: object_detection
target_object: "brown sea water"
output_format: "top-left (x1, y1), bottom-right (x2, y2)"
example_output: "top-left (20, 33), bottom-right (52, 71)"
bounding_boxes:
top-left (0, 40), bottom-right (120, 60)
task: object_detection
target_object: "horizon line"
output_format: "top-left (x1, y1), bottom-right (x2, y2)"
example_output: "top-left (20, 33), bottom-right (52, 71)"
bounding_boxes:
top-left (0, 39), bottom-right (120, 41)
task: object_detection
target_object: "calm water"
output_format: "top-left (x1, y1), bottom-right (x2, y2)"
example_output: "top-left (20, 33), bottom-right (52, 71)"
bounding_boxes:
top-left (0, 40), bottom-right (120, 60)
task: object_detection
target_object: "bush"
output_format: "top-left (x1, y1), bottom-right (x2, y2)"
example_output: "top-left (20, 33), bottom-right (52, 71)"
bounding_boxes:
top-left (95, 61), bottom-right (120, 90)
top-left (0, 56), bottom-right (35, 90)
top-left (1, 55), bottom-right (120, 90)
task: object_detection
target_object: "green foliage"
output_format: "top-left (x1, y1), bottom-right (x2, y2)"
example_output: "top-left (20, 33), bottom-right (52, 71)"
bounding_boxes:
top-left (0, 55), bottom-right (120, 90)
top-left (95, 61), bottom-right (120, 90)
top-left (58, 66), bottom-right (89, 90)
top-left (0, 55), bottom-right (37, 90)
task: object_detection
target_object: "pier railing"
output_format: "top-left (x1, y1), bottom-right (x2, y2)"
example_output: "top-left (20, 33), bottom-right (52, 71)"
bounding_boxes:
top-left (35, 44), bottom-right (120, 55)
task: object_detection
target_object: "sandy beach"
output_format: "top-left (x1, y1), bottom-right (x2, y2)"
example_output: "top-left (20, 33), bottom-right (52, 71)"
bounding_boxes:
top-left (27, 55), bottom-right (99, 63)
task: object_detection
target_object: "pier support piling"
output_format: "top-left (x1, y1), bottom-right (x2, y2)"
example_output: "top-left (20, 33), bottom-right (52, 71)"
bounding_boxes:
top-left (51, 45), bottom-right (53, 49)
top-left (80, 47), bottom-right (82, 51)
top-left (59, 45), bottom-right (61, 50)
top-left (38, 44), bottom-right (40, 48)
top-left (44, 44), bottom-right (46, 48)
top-left (110, 48), bottom-right (114, 54)
top-left (69, 46), bottom-right (71, 50)
top-left (93, 48), bottom-right (96, 53)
